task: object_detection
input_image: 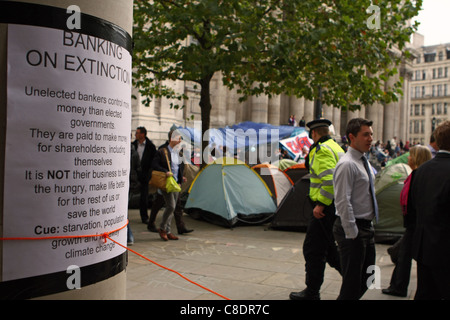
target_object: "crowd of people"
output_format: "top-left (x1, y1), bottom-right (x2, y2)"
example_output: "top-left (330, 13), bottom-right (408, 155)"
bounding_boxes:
top-left (128, 118), bottom-right (450, 300)
top-left (128, 126), bottom-right (193, 245)
top-left (289, 118), bottom-right (450, 300)
top-left (288, 115), bottom-right (306, 127)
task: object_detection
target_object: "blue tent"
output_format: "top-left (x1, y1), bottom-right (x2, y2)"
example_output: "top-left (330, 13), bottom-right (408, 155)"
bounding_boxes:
top-left (184, 158), bottom-right (277, 227)
top-left (177, 121), bottom-right (299, 150)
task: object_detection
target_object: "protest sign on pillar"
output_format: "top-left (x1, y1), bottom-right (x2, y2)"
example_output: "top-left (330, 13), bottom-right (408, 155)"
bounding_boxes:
top-left (0, 0), bottom-right (133, 299)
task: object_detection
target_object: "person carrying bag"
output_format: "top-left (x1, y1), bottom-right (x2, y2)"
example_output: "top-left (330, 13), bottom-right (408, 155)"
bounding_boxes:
top-left (149, 148), bottom-right (181, 192)
top-left (151, 131), bottom-right (185, 241)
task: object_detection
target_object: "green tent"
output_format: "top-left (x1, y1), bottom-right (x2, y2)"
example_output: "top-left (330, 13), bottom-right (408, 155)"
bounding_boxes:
top-left (386, 152), bottom-right (409, 167)
top-left (184, 157), bottom-right (277, 227)
top-left (374, 163), bottom-right (412, 241)
top-left (272, 159), bottom-right (297, 171)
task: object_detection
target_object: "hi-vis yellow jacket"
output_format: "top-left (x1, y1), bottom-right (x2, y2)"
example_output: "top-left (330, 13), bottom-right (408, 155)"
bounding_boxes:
top-left (308, 138), bottom-right (345, 206)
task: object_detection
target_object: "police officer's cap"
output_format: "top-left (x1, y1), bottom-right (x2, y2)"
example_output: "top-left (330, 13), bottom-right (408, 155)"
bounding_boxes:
top-left (306, 119), bottom-right (332, 130)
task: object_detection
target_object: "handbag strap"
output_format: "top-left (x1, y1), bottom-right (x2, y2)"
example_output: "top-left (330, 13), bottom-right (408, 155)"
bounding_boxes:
top-left (163, 148), bottom-right (172, 173)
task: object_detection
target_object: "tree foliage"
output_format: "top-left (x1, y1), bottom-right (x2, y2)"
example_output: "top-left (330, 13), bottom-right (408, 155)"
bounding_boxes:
top-left (132, 0), bottom-right (422, 119)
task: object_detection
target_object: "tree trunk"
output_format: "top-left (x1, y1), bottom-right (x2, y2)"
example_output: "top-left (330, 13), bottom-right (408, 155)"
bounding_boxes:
top-left (199, 74), bottom-right (213, 168)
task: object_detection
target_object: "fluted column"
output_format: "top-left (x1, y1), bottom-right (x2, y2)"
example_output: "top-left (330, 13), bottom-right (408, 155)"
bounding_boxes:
top-left (289, 96), bottom-right (304, 125)
top-left (251, 93), bottom-right (268, 123)
top-left (383, 74), bottom-right (398, 142)
top-left (304, 99), bottom-right (315, 124)
top-left (268, 95), bottom-right (281, 125)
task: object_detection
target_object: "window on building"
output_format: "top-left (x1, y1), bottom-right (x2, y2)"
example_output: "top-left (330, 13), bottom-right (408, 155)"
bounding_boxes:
top-left (417, 55), bottom-right (421, 63)
top-left (423, 70), bottom-right (426, 79)
top-left (433, 68), bottom-right (436, 79)
top-left (415, 70), bottom-right (420, 80)
top-left (424, 52), bottom-right (436, 62)
top-left (444, 103), bottom-right (448, 115)
top-left (445, 84), bottom-right (448, 96)
top-left (447, 49), bottom-right (450, 60)
top-left (437, 103), bottom-right (443, 115)
top-left (446, 67), bottom-right (448, 78)
top-left (421, 120), bottom-right (425, 134)
top-left (432, 85), bottom-right (435, 97)
top-left (414, 120), bottom-right (420, 134)
top-left (415, 104), bottom-right (420, 116)
top-left (432, 103), bottom-right (435, 115)
top-left (439, 51), bottom-right (444, 61)
top-left (422, 86), bottom-right (425, 97)
top-left (438, 67), bottom-right (443, 78)
top-left (422, 104), bottom-right (425, 116)
top-left (415, 86), bottom-right (420, 98)
top-left (438, 84), bottom-right (442, 96)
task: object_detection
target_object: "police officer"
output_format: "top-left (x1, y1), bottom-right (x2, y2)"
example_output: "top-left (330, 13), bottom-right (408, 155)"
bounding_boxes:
top-left (290, 119), bottom-right (344, 300)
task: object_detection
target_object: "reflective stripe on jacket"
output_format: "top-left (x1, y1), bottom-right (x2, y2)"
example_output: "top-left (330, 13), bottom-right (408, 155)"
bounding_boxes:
top-left (308, 138), bottom-right (345, 206)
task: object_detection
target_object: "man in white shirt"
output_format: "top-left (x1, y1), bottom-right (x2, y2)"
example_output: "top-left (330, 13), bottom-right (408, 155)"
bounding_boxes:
top-left (333, 118), bottom-right (378, 300)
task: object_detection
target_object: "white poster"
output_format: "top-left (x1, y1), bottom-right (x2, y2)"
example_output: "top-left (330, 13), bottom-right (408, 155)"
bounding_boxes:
top-left (3, 24), bottom-right (131, 281)
top-left (280, 132), bottom-right (313, 160)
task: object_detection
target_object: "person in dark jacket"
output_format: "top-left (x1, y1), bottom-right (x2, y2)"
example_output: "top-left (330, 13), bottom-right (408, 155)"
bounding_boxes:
top-left (147, 129), bottom-right (193, 235)
top-left (382, 145), bottom-right (432, 297)
top-left (409, 121), bottom-right (450, 300)
top-left (132, 126), bottom-right (156, 223)
top-left (152, 130), bottom-right (185, 241)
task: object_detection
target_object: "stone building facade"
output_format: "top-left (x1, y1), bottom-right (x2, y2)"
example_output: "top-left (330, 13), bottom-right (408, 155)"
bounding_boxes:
top-left (409, 35), bottom-right (450, 145)
top-left (132, 47), bottom-right (416, 148)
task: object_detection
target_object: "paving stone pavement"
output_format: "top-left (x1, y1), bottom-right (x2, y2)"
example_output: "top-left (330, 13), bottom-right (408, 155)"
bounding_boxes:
top-left (125, 209), bottom-right (417, 301)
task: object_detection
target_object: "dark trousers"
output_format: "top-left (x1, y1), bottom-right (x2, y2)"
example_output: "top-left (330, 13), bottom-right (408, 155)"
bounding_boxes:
top-left (388, 225), bottom-right (415, 294)
top-left (303, 204), bottom-right (341, 292)
top-left (415, 261), bottom-right (450, 300)
top-left (148, 192), bottom-right (186, 232)
top-left (333, 217), bottom-right (376, 300)
top-left (139, 178), bottom-right (150, 222)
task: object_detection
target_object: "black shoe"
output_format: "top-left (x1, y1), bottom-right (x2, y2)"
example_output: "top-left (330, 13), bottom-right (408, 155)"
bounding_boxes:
top-left (289, 288), bottom-right (320, 300)
top-left (382, 287), bottom-right (407, 297)
top-left (147, 224), bottom-right (158, 232)
top-left (178, 228), bottom-right (194, 235)
top-left (142, 218), bottom-right (149, 224)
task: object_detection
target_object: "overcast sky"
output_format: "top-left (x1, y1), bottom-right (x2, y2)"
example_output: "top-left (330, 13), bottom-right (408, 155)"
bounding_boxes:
top-left (414, 0), bottom-right (450, 46)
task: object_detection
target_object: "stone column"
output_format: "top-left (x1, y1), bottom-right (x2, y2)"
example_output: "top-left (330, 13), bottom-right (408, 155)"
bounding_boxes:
top-left (378, 103), bottom-right (385, 142)
top-left (332, 106), bottom-right (341, 138)
top-left (383, 74), bottom-right (398, 142)
top-left (347, 108), bottom-right (360, 122)
top-left (367, 103), bottom-right (381, 141)
top-left (399, 67), bottom-right (412, 142)
top-left (251, 93), bottom-right (269, 123)
top-left (289, 96), bottom-right (304, 125)
top-left (226, 87), bottom-right (239, 125)
top-left (322, 103), bottom-right (333, 121)
top-left (268, 95), bottom-right (281, 125)
top-left (0, 0), bottom-right (132, 299)
top-left (304, 99), bottom-right (315, 124)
